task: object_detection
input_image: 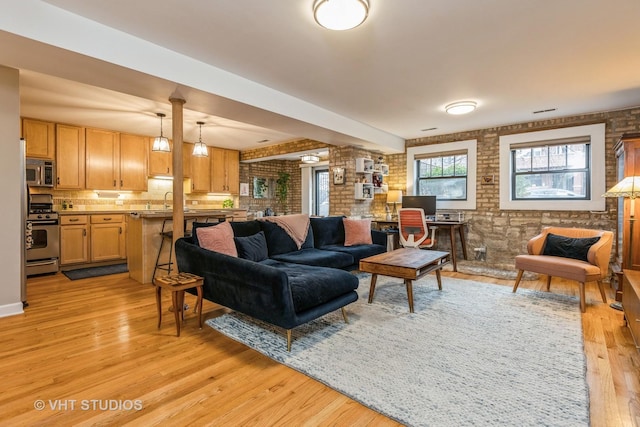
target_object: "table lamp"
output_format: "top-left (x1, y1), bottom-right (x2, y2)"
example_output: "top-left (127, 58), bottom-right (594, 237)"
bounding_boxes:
top-left (603, 175), bottom-right (640, 310)
top-left (386, 190), bottom-right (403, 221)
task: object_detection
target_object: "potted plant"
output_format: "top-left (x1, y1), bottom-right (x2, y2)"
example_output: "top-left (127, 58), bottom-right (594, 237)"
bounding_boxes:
top-left (275, 172), bottom-right (291, 214)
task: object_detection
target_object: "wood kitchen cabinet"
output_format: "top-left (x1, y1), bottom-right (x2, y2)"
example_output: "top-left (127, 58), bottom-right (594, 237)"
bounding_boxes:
top-left (183, 142), bottom-right (193, 178)
top-left (119, 133), bottom-right (148, 191)
top-left (191, 146), bottom-right (211, 192)
top-left (211, 147), bottom-right (239, 194)
top-left (90, 214), bottom-right (126, 262)
top-left (56, 124), bottom-right (85, 189)
top-left (22, 118), bottom-right (56, 159)
top-left (148, 138), bottom-right (173, 177)
top-left (60, 215), bottom-right (89, 265)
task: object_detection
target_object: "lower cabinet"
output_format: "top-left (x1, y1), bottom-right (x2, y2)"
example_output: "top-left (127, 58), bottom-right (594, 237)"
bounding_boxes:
top-left (60, 214), bottom-right (126, 266)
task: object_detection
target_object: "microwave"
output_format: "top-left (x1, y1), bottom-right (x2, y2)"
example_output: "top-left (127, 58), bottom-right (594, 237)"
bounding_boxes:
top-left (26, 158), bottom-right (55, 187)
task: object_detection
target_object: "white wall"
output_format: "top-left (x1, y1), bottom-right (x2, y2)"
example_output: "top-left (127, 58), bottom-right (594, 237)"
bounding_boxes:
top-left (0, 66), bottom-right (24, 317)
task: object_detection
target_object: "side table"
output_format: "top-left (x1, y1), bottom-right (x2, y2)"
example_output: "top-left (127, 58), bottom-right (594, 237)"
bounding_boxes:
top-left (154, 273), bottom-right (204, 336)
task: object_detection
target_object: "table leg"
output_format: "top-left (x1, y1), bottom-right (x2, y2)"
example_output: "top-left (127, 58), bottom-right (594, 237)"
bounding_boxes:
top-left (457, 224), bottom-right (468, 260)
top-left (368, 274), bottom-right (378, 304)
top-left (196, 286), bottom-right (203, 329)
top-left (155, 286), bottom-right (162, 329)
top-left (435, 269), bottom-right (443, 290)
top-left (449, 226), bottom-right (458, 272)
top-left (405, 279), bottom-right (414, 313)
top-left (172, 290), bottom-right (183, 337)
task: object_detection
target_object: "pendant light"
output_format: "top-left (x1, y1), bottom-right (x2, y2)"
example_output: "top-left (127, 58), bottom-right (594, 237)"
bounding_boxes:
top-left (152, 112), bottom-right (171, 152)
top-left (192, 121), bottom-right (209, 157)
top-left (301, 154), bottom-right (320, 164)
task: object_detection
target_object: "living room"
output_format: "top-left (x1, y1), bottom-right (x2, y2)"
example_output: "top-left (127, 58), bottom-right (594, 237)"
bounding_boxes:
top-left (1, 1), bottom-right (639, 425)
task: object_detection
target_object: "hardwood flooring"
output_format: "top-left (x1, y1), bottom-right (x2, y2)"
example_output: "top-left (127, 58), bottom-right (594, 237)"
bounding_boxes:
top-left (0, 271), bottom-right (638, 426)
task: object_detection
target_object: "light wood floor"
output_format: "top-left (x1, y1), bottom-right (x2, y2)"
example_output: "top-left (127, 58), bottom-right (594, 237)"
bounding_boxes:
top-left (0, 271), bottom-right (638, 426)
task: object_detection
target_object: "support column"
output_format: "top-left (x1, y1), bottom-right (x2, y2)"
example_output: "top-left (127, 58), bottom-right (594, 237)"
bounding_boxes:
top-left (170, 96), bottom-right (186, 245)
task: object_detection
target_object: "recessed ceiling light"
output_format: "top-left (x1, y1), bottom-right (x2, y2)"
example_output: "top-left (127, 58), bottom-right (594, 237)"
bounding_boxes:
top-left (445, 101), bottom-right (477, 115)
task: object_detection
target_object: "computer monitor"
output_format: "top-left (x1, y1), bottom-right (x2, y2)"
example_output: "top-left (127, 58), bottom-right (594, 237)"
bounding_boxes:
top-left (401, 195), bottom-right (437, 216)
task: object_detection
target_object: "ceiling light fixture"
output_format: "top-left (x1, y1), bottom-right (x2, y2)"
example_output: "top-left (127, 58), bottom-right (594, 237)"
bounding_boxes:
top-left (301, 154), bottom-right (320, 164)
top-left (313, 0), bottom-right (369, 31)
top-left (445, 101), bottom-right (477, 115)
top-left (152, 112), bottom-right (171, 152)
top-left (192, 121), bottom-right (209, 157)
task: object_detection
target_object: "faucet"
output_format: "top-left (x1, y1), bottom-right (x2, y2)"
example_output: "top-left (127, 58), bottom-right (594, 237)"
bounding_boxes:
top-left (163, 191), bottom-right (173, 210)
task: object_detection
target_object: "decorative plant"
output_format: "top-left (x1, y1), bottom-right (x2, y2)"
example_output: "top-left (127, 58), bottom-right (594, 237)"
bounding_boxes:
top-left (276, 172), bottom-right (291, 214)
top-left (222, 198), bottom-right (234, 208)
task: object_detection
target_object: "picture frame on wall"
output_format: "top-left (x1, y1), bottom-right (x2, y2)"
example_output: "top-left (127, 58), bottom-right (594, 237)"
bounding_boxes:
top-left (333, 167), bottom-right (345, 185)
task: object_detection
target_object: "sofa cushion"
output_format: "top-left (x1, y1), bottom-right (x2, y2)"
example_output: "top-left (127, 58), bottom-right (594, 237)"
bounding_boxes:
top-left (234, 231), bottom-right (268, 262)
top-left (320, 243), bottom-right (386, 264)
top-left (542, 233), bottom-right (600, 262)
top-left (230, 220), bottom-right (263, 238)
top-left (271, 248), bottom-right (354, 269)
top-left (343, 218), bottom-right (373, 246)
top-left (260, 220), bottom-right (314, 257)
top-left (260, 259), bottom-right (359, 313)
top-left (196, 221), bottom-right (237, 257)
top-left (310, 216), bottom-right (345, 247)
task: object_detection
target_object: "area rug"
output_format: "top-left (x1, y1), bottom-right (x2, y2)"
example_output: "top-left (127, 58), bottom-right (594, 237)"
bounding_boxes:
top-left (62, 263), bottom-right (128, 280)
top-left (206, 275), bottom-right (589, 426)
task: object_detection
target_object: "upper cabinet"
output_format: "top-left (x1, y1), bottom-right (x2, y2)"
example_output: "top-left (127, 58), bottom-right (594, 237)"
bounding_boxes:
top-left (191, 146), bottom-right (211, 193)
top-left (211, 148), bottom-right (240, 194)
top-left (148, 139), bottom-right (172, 177)
top-left (56, 124), bottom-right (85, 190)
top-left (22, 118), bottom-right (55, 159)
top-left (183, 142), bottom-right (193, 178)
top-left (119, 133), bottom-right (148, 191)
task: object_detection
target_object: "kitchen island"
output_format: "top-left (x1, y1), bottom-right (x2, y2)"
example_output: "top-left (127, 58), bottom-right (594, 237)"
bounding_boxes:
top-left (127, 209), bottom-right (247, 284)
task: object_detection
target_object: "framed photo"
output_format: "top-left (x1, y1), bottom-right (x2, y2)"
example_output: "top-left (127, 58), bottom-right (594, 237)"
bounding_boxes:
top-left (333, 167), bottom-right (345, 185)
top-left (239, 182), bottom-right (249, 196)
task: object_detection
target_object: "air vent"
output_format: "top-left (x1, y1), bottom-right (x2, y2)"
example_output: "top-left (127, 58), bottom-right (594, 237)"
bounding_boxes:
top-left (421, 127), bottom-right (437, 132)
top-left (256, 139), bottom-right (270, 143)
top-left (533, 108), bottom-right (557, 114)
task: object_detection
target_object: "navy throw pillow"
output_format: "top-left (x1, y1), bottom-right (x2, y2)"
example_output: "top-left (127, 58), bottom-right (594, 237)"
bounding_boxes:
top-left (234, 231), bottom-right (269, 262)
top-left (542, 233), bottom-right (600, 262)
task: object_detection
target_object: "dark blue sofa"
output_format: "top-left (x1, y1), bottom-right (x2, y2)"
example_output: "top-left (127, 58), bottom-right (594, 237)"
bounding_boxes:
top-left (175, 216), bottom-right (386, 350)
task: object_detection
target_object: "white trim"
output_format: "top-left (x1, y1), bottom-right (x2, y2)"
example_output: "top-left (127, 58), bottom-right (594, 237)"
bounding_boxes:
top-left (0, 302), bottom-right (24, 318)
top-left (406, 140), bottom-right (477, 210)
top-left (499, 123), bottom-right (606, 211)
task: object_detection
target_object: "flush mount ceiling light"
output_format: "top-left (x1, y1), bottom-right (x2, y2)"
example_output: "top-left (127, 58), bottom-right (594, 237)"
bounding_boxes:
top-left (192, 121), bottom-right (209, 157)
top-left (313, 0), bottom-right (369, 31)
top-left (445, 101), bottom-right (477, 115)
top-left (301, 154), bottom-right (320, 164)
top-left (152, 112), bottom-right (171, 152)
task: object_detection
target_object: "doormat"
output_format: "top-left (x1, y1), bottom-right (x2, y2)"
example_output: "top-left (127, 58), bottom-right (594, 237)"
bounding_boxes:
top-left (62, 264), bottom-right (128, 280)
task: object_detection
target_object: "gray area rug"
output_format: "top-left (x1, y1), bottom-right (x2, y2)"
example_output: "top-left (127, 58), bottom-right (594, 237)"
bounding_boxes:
top-left (207, 275), bottom-right (589, 427)
top-left (62, 263), bottom-right (128, 280)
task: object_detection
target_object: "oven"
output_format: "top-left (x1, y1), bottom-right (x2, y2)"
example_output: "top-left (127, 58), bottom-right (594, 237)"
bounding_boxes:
top-left (26, 194), bottom-right (59, 276)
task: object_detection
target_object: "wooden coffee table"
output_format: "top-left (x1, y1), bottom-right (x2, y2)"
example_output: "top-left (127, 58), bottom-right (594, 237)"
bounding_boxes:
top-left (359, 248), bottom-right (451, 313)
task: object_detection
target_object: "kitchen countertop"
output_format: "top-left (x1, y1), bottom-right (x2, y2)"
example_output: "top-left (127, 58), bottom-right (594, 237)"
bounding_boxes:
top-left (58, 208), bottom-right (246, 218)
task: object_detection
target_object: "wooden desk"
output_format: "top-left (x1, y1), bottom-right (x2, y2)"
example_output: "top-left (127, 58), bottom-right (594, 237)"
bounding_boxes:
top-left (373, 219), bottom-right (468, 272)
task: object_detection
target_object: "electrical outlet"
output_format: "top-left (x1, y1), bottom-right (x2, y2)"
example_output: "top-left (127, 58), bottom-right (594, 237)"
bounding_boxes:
top-left (115, 200), bottom-right (124, 205)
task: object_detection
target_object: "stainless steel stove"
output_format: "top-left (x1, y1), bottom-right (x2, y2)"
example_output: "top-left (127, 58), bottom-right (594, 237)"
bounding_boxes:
top-left (26, 193), bottom-right (59, 276)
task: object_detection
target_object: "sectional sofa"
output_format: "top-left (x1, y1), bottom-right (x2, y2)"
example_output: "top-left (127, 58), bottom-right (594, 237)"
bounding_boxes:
top-left (175, 215), bottom-right (387, 350)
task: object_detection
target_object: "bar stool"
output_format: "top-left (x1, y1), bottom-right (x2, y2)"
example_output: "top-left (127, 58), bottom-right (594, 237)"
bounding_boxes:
top-left (153, 219), bottom-right (193, 279)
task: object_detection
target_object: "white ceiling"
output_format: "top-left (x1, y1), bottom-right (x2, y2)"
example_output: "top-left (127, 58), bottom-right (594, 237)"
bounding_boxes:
top-left (2, 0), bottom-right (640, 154)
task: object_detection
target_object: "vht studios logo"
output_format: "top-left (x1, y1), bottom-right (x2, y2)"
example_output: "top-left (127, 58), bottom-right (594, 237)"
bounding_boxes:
top-left (34, 399), bottom-right (143, 411)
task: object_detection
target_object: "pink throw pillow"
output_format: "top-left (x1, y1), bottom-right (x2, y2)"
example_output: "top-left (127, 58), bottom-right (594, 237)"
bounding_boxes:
top-left (343, 218), bottom-right (373, 246)
top-left (196, 221), bottom-right (237, 257)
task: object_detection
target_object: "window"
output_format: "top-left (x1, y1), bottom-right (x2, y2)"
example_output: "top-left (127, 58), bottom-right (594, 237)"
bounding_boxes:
top-left (314, 169), bottom-right (329, 216)
top-left (416, 151), bottom-right (468, 200)
top-left (512, 139), bottom-right (590, 200)
top-left (499, 123), bottom-right (606, 211)
top-left (406, 139), bottom-right (477, 210)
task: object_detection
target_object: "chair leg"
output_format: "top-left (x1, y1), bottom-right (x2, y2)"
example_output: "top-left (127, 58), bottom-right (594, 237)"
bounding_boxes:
top-left (286, 329), bottom-right (292, 352)
top-left (341, 307), bottom-right (349, 324)
top-left (597, 280), bottom-right (607, 303)
top-left (512, 270), bottom-right (524, 293)
top-left (546, 275), bottom-right (552, 292)
top-left (579, 282), bottom-right (586, 313)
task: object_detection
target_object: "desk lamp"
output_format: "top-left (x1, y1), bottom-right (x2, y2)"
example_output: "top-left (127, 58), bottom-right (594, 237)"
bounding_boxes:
top-left (603, 175), bottom-right (640, 310)
top-left (386, 190), bottom-right (402, 221)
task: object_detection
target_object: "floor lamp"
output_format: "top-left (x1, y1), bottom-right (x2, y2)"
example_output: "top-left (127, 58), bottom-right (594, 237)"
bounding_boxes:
top-left (603, 176), bottom-right (640, 310)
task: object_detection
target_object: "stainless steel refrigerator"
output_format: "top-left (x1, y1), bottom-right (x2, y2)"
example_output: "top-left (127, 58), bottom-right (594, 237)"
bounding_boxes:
top-left (20, 137), bottom-right (28, 307)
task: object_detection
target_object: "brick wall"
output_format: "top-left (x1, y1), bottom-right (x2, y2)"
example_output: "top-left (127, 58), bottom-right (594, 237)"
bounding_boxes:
top-left (239, 160), bottom-right (301, 216)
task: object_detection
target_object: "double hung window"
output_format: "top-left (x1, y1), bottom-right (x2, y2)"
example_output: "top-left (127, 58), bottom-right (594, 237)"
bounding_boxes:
top-left (415, 151), bottom-right (468, 200)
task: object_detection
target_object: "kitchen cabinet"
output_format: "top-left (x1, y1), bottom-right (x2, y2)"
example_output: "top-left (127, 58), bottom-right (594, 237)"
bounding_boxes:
top-left (211, 147), bottom-right (239, 194)
top-left (183, 142), bottom-right (193, 178)
top-left (191, 146), bottom-right (211, 192)
top-left (90, 214), bottom-right (126, 262)
top-left (119, 133), bottom-right (148, 191)
top-left (22, 118), bottom-right (56, 159)
top-left (56, 124), bottom-right (85, 189)
top-left (86, 128), bottom-right (119, 190)
top-left (60, 215), bottom-right (89, 265)
top-left (148, 138), bottom-right (172, 177)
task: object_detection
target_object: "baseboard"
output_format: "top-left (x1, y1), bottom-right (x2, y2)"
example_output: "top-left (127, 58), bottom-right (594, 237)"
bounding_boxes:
top-left (0, 302), bottom-right (24, 318)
